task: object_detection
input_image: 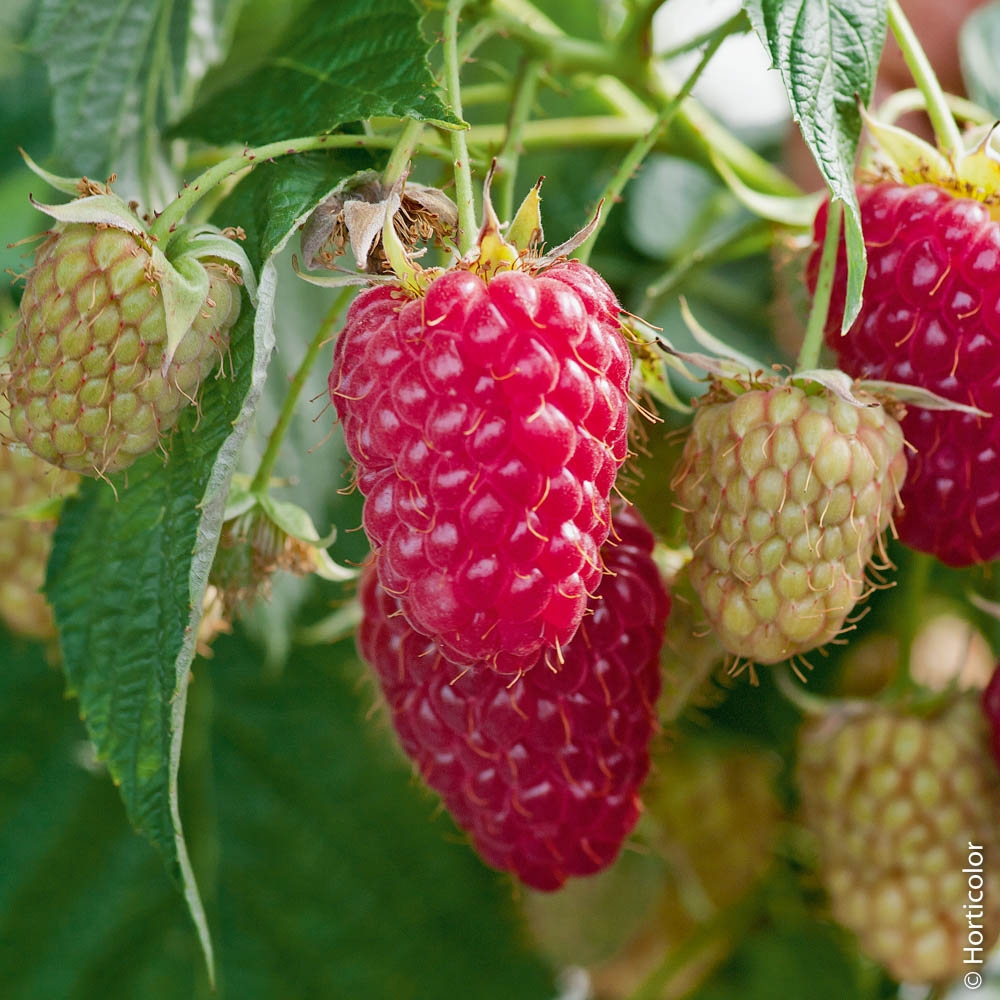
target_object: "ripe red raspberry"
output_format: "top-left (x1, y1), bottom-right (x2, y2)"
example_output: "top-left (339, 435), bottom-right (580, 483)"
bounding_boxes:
top-left (810, 182), bottom-right (1000, 565)
top-left (356, 504), bottom-right (668, 891)
top-left (331, 256), bottom-right (631, 673)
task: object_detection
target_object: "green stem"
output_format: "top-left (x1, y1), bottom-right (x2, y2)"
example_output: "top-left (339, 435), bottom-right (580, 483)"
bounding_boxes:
top-left (640, 218), bottom-right (772, 314)
top-left (489, 1), bottom-right (619, 73)
top-left (468, 114), bottom-right (653, 148)
top-left (151, 134), bottom-right (393, 243)
top-left (460, 82), bottom-right (514, 106)
top-left (249, 289), bottom-right (354, 495)
top-left (875, 88), bottom-right (995, 129)
top-left (887, 0), bottom-right (963, 157)
top-left (617, 0), bottom-right (670, 59)
top-left (496, 57), bottom-right (543, 222)
top-left (796, 198), bottom-right (841, 371)
top-left (491, 0), bottom-right (796, 197)
top-left (657, 10), bottom-right (749, 60)
top-left (444, 0), bottom-right (478, 253)
top-left (625, 887), bottom-right (760, 1000)
top-left (576, 10), bottom-right (742, 265)
top-left (456, 13), bottom-right (502, 63)
top-left (773, 664), bottom-right (835, 717)
top-left (382, 118), bottom-right (425, 188)
top-left (642, 59), bottom-right (798, 197)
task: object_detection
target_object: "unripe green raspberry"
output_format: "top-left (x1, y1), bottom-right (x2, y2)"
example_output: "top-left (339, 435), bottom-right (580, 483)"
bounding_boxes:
top-left (673, 382), bottom-right (906, 665)
top-left (6, 222), bottom-right (241, 476)
top-left (644, 741), bottom-right (783, 910)
top-left (0, 411), bottom-right (77, 639)
top-left (797, 696), bottom-right (1000, 984)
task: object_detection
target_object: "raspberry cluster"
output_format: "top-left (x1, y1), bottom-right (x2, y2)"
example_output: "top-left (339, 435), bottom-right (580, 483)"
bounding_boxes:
top-left (357, 504), bottom-right (669, 890)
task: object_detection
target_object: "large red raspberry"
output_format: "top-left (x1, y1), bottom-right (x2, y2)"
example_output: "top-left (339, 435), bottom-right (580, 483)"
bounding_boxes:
top-left (357, 504), bottom-right (669, 891)
top-left (331, 259), bottom-right (631, 672)
top-left (810, 182), bottom-right (1000, 565)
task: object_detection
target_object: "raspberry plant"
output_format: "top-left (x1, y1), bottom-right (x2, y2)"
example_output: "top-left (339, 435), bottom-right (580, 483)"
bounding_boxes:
top-left (3, 1), bottom-right (1000, 998)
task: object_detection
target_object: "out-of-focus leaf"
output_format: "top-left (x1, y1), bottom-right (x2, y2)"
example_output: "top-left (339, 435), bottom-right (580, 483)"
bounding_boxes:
top-left (0, 640), bottom-right (202, 1000)
top-left (170, 0), bottom-right (462, 145)
top-left (45, 146), bottom-right (376, 982)
top-left (207, 628), bottom-right (554, 1000)
top-left (0, 620), bottom-right (555, 999)
top-left (744, 0), bottom-right (888, 330)
top-left (690, 922), bottom-right (862, 1000)
top-left (25, 0), bottom-right (237, 205)
top-left (960, 1), bottom-right (1000, 117)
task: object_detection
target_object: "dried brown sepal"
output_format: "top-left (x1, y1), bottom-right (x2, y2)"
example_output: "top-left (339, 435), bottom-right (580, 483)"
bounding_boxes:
top-left (300, 172), bottom-right (458, 274)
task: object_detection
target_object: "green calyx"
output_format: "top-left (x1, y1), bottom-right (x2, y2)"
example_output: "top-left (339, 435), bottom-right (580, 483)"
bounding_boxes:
top-left (211, 481), bottom-right (355, 610)
top-left (860, 104), bottom-right (1000, 214)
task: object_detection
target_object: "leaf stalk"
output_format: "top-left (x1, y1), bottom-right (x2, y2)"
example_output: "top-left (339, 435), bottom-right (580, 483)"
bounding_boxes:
top-left (796, 199), bottom-right (841, 372)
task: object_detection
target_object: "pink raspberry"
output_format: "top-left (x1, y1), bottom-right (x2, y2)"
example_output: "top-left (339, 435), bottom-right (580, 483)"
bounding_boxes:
top-left (331, 260), bottom-right (631, 672)
top-left (810, 182), bottom-right (1000, 565)
top-left (356, 504), bottom-right (669, 891)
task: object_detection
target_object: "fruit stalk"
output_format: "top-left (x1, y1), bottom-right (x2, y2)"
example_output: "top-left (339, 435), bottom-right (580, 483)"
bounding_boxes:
top-left (577, 9), bottom-right (742, 265)
top-left (797, 197), bottom-right (841, 369)
top-left (249, 288), bottom-right (354, 495)
top-left (884, 551), bottom-right (934, 700)
top-left (444, 0), bottom-right (478, 254)
top-left (495, 57), bottom-right (544, 223)
top-left (382, 118), bottom-right (425, 189)
top-left (886, 0), bottom-right (963, 158)
top-left (149, 134), bottom-right (393, 242)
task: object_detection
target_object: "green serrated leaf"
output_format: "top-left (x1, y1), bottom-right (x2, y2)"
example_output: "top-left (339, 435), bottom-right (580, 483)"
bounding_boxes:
top-left (744, 0), bottom-right (888, 328)
top-left (169, 0), bottom-right (462, 146)
top-left (43, 145), bottom-right (384, 983)
top-left (45, 286), bottom-right (261, 985)
top-left (960, 1), bottom-right (1000, 118)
